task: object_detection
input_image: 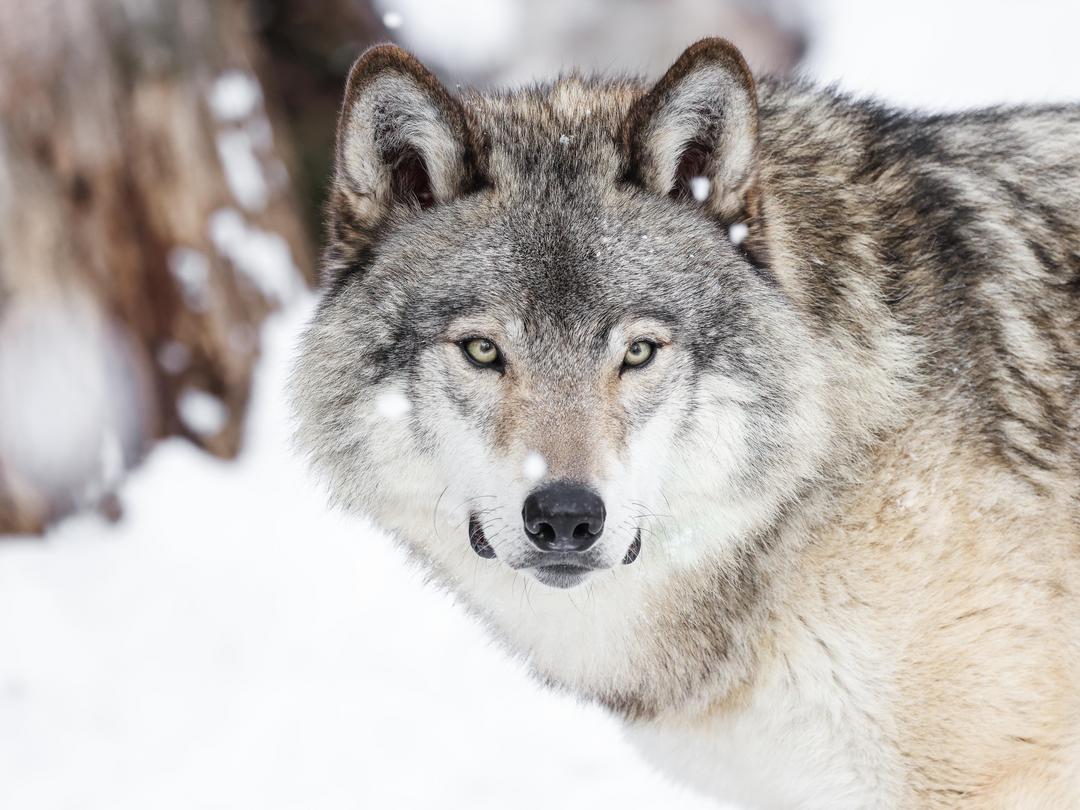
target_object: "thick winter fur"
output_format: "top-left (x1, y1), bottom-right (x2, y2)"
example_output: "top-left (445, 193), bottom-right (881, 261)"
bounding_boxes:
top-left (292, 39), bottom-right (1080, 809)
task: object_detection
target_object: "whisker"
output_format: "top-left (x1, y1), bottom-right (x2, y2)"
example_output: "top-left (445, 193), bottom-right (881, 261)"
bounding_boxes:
top-left (524, 580), bottom-right (536, 614)
top-left (432, 486), bottom-right (449, 539)
top-left (628, 510), bottom-right (673, 522)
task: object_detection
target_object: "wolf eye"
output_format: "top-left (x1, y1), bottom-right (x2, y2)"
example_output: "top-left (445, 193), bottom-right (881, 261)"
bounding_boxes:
top-left (623, 340), bottom-right (656, 370)
top-left (461, 338), bottom-right (502, 369)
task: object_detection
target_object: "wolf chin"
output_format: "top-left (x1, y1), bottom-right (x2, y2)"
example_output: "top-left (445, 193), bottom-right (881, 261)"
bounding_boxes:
top-left (291, 39), bottom-right (1080, 809)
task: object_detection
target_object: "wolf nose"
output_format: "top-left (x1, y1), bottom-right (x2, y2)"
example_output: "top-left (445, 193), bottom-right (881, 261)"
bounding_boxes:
top-left (522, 482), bottom-right (605, 552)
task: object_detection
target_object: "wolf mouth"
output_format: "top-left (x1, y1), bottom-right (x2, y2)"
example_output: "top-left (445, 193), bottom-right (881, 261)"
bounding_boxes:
top-left (529, 563), bottom-right (594, 589)
top-left (468, 513), bottom-right (642, 568)
top-left (468, 513), bottom-right (496, 558)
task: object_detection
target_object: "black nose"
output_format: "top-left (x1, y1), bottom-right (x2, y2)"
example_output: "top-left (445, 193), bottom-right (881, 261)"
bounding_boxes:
top-left (522, 482), bottom-right (605, 552)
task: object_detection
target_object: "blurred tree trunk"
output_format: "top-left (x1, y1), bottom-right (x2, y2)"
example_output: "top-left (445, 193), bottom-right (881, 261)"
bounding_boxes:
top-left (252, 0), bottom-right (388, 240)
top-left (0, 0), bottom-right (316, 533)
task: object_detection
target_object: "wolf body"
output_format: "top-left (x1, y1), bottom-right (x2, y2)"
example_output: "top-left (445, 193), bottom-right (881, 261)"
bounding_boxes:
top-left (292, 40), bottom-right (1080, 809)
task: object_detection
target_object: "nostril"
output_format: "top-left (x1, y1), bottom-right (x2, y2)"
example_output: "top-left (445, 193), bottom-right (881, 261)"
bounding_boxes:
top-left (529, 522), bottom-right (556, 546)
top-left (522, 481), bottom-right (606, 553)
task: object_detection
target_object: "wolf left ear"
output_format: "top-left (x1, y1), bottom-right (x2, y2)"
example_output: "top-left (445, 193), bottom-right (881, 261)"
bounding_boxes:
top-left (334, 44), bottom-right (483, 225)
top-left (622, 38), bottom-right (762, 228)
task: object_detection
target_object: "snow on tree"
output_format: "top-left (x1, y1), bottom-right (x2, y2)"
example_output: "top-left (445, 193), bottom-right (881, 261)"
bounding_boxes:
top-left (0, 0), bottom-right (327, 533)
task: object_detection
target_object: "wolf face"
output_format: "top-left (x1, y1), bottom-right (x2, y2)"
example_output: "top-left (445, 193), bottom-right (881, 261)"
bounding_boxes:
top-left (289, 36), bottom-right (1080, 807)
top-left (291, 41), bottom-right (870, 708)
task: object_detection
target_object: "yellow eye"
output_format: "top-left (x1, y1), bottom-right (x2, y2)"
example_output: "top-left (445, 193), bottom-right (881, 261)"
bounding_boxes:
top-left (623, 340), bottom-right (655, 369)
top-left (462, 338), bottom-right (501, 367)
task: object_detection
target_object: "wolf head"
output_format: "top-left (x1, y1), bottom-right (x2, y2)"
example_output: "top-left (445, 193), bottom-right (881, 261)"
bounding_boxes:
top-left (292, 40), bottom-right (910, 712)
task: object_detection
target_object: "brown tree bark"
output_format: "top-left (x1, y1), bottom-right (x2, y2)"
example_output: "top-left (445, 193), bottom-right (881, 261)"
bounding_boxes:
top-left (253, 0), bottom-right (388, 238)
top-left (0, 0), bottom-right (313, 533)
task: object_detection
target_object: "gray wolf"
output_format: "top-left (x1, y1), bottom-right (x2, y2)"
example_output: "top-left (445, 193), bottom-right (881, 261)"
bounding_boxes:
top-left (290, 38), bottom-right (1080, 808)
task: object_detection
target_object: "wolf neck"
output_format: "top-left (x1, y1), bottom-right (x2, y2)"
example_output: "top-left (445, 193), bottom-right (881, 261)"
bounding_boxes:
top-left (448, 86), bottom-right (1075, 720)
top-left (467, 477), bottom-right (858, 724)
top-left (761, 80), bottom-right (1079, 493)
top-left (472, 88), bottom-right (953, 720)
top-left (467, 91), bottom-right (930, 720)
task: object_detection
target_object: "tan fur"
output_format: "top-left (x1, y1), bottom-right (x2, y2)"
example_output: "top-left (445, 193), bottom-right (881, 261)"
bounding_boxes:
top-left (296, 38), bottom-right (1080, 808)
top-left (740, 422), bottom-right (1080, 807)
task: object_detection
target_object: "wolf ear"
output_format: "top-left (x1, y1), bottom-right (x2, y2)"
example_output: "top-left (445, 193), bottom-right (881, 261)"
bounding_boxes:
top-left (335, 44), bottom-right (481, 223)
top-left (622, 38), bottom-right (761, 226)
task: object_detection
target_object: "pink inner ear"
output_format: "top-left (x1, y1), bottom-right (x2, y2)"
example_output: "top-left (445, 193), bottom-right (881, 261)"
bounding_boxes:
top-left (391, 145), bottom-right (435, 209)
top-left (671, 141), bottom-right (711, 200)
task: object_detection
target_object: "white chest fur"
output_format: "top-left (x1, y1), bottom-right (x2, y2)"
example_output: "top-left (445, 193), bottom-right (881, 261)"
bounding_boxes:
top-left (624, 622), bottom-right (903, 810)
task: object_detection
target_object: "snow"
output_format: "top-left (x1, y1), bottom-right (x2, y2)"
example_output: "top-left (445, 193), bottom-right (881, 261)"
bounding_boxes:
top-left (5, 4), bottom-right (1080, 809)
top-left (379, 0), bottom-right (1080, 109)
top-left (373, 0), bottom-right (522, 75)
top-left (0, 294), bottom-right (143, 504)
top-left (206, 70), bottom-right (275, 213)
top-left (689, 176), bottom-right (710, 203)
top-left (374, 389), bottom-right (412, 419)
top-left (522, 451), bottom-right (548, 482)
top-left (215, 129), bottom-right (270, 212)
top-left (381, 10), bottom-right (404, 30)
top-left (728, 222), bottom-right (749, 247)
top-left (0, 299), bottom-right (718, 810)
top-left (168, 247), bottom-right (211, 312)
top-left (806, 0), bottom-right (1080, 109)
top-left (207, 71), bottom-right (263, 123)
top-left (176, 388), bottom-right (229, 437)
top-left (208, 208), bottom-right (303, 305)
top-left (157, 341), bottom-right (192, 375)
top-left (98, 431), bottom-right (125, 491)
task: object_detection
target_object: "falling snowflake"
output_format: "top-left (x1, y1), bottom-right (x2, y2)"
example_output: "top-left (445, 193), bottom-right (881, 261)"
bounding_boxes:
top-left (375, 390), bottom-right (411, 420)
top-left (178, 388), bottom-right (229, 437)
top-left (168, 247), bottom-right (211, 312)
top-left (522, 452), bottom-right (547, 482)
top-left (728, 222), bottom-right (749, 246)
top-left (689, 176), bottom-right (711, 202)
top-left (207, 70), bottom-right (262, 122)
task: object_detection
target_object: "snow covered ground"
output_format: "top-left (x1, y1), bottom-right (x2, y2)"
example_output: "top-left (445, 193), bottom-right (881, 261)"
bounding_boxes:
top-left (3, 3), bottom-right (1079, 809)
top-left (0, 301), bottom-right (717, 809)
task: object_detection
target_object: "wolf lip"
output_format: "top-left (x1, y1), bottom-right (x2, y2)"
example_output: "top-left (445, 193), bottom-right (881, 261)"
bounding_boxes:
top-left (623, 529), bottom-right (642, 564)
top-left (468, 514), bottom-right (495, 559)
top-left (530, 563), bottom-right (593, 589)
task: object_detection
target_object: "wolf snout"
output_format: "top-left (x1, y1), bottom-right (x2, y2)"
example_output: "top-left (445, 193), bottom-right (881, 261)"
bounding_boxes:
top-left (522, 481), bottom-right (605, 552)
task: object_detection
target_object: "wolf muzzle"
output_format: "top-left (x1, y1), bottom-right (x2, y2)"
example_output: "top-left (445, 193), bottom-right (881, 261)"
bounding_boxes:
top-left (467, 480), bottom-right (642, 587)
top-left (522, 481), bottom-right (605, 553)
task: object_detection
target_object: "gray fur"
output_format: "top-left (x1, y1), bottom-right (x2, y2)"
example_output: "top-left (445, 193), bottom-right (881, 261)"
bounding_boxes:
top-left (291, 39), bottom-right (1080, 807)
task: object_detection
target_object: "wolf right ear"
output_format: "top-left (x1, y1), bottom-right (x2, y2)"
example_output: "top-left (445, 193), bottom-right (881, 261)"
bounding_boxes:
top-left (334, 44), bottom-right (483, 225)
top-left (621, 38), bottom-right (762, 228)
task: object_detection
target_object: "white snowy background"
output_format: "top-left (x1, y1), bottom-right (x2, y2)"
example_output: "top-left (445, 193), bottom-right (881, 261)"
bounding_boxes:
top-left (2, 2), bottom-right (1079, 808)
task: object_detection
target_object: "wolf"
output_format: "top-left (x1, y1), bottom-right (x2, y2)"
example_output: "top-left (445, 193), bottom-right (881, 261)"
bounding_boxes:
top-left (290, 38), bottom-right (1080, 808)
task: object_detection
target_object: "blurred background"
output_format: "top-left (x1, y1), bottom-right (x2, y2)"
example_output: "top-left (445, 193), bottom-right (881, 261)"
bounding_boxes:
top-left (0, 1), bottom-right (1077, 808)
